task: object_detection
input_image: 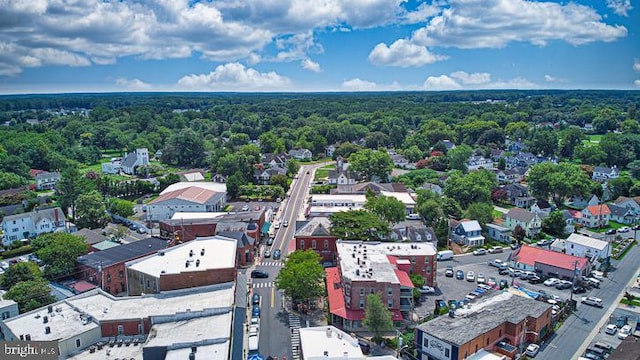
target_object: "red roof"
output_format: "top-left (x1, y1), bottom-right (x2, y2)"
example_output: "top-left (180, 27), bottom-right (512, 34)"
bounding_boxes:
top-left (29, 169), bottom-right (47, 178)
top-left (515, 245), bottom-right (589, 271)
top-left (585, 204), bottom-right (611, 216)
top-left (326, 267), bottom-right (403, 322)
top-left (567, 209), bottom-right (582, 219)
top-left (71, 280), bottom-right (98, 293)
top-left (394, 270), bottom-right (414, 288)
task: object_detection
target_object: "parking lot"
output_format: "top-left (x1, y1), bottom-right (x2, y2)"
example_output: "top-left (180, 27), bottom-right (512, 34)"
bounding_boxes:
top-left (414, 253), bottom-right (594, 320)
top-left (585, 308), bottom-right (639, 356)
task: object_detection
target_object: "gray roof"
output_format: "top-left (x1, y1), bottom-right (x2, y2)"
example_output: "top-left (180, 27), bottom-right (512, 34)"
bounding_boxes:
top-left (506, 208), bottom-right (536, 222)
top-left (607, 203), bottom-right (634, 217)
top-left (594, 166), bottom-right (615, 174)
top-left (216, 231), bottom-right (255, 247)
top-left (121, 152), bottom-right (138, 168)
top-left (295, 217), bottom-right (333, 237)
top-left (34, 171), bottom-right (61, 180)
top-left (2, 206), bottom-right (65, 224)
top-left (76, 237), bottom-right (168, 269)
top-left (75, 228), bottom-right (108, 245)
top-left (460, 220), bottom-right (482, 232)
top-left (417, 293), bottom-right (550, 346)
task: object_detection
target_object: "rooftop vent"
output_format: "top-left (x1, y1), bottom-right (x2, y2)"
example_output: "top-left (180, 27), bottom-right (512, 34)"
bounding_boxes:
top-left (48, 306), bottom-right (53, 313)
top-left (189, 250), bottom-right (194, 257)
top-left (158, 251), bottom-right (165, 256)
top-left (196, 259), bottom-right (200, 267)
top-left (189, 352), bottom-right (196, 360)
top-left (356, 269), bottom-right (360, 276)
top-left (45, 326), bottom-right (50, 334)
top-left (56, 307), bottom-right (62, 312)
top-left (160, 270), bottom-right (166, 274)
top-left (43, 316), bottom-right (48, 324)
top-left (324, 351), bottom-right (329, 357)
top-left (185, 261), bottom-right (190, 268)
top-left (352, 253), bottom-right (355, 258)
top-left (191, 346), bottom-right (197, 353)
top-left (201, 248), bottom-right (205, 256)
top-left (326, 327), bottom-right (332, 337)
top-left (103, 307), bottom-right (109, 314)
top-left (25, 334), bottom-right (31, 341)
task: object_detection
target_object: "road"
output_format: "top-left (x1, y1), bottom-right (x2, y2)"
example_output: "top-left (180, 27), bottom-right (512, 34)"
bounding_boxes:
top-left (254, 163), bottom-right (327, 359)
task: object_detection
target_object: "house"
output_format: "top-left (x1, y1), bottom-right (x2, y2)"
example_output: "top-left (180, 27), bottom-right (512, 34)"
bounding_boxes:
top-left (2, 207), bottom-right (67, 246)
top-left (489, 148), bottom-right (505, 162)
top-left (418, 183), bottom-right (443, 195)
top-left (145, 182), bottom-right (227, 222)
top-left (294, 217), bottom-right (338, 266)
top-left (466, 155), bottom-right (494, 171)
top-left (75, 237), bottom-right (168, 296)
top-left (592, 166), bottom-right (619, 182)
top-left (262, 152), bottom-right (291, 168)
top-left (211, 173), bottom-right (227, 183)
top-left (607, 203), bottom-right (637, 225)
top-left (495, 167), bottom-right (525, 184)
top-left (101, 157), bottom-right (122, 174)
top-left (125, 236), bottom-right (237, 295)
top-left (564, 233), bottom-right (611, 268)
top-left (299, 326), bottom-right (365, 360)
top-left (120, 148), bottom-right (149, 175)
top-left (325, 240), bottom-right (437, 331)
top-left (571, 194), bottom-right (601, 209)
top-left (561, 209), bottom-right (581, 234)
top-left (391, 153), bottom-right (412, 168)
top-left (579, 204), bottom-right (611, 228)
top-left (506, 139), bottom-right (526, 154)
top-left (485, 223), bottom-right (512, 244)
top-left (289, 148), bottom-right (313, 160)
top-left (613, 196), bottom-right (640, 216)
top-left (442, 140), bottom-right (456, 151)
top-left (327, 156), bottom-right (357, 192)
top-left (75, 228), bottom-right (109, 251)
top-left (177, 169), bottom-right (205, 182)
top-left (390, 222), bottom-right (438, 244)
top-left (530, 199), bottom-right (553, 217)
top-left (450, 220), bottom-right (485, 247)
top-left (515, 196), bottom-right (536, 209)
top-left (415, 292), bottom-right (552, 360)
top-left (511, 244), bottom-right (590, 280)
top-left (502, 183), bottom-right (529, 206)
top-left (503, 208), bottom-right (542, 237)
top-left (34, 171), bottom-right (61, 190)
top-left (325, 144), bottom-right (336, 158)
top-left (253, 166), bottom-right (287, 185)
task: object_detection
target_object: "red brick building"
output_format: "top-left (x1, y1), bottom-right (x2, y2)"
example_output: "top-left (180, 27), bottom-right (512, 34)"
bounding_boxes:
top-left (294, 218), bottom-right (338, 265)
top-left (75, 237), bottom-right (168, 296)
top-left (159, 210), bottom-right (265, 242)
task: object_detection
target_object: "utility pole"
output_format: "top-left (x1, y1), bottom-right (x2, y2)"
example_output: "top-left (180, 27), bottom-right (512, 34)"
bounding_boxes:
top-left (569, 260), bottom-right (579, 310)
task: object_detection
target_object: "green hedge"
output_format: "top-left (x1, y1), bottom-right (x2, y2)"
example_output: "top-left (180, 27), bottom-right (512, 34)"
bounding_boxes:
top-left (1, 245), bottom-right (33, 259)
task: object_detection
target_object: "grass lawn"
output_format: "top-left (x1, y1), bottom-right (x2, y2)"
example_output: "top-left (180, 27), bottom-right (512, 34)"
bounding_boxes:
top-left (492, 210), bottom-right (503, 219)
top-left (582, 134), bottom-right (602, 147)
top-left (314, 165), bottom-right (333, 181)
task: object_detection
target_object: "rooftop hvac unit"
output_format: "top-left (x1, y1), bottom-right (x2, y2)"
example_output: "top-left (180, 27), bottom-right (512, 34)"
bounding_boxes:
top-left (200, 248), bottom-right (205, 256)
top-left (48, 306), bottom-right (53, 313)
top-left (158, 251), bottom-right (165, 256)
top-left (45, 327), bottom-right (50, 334)
top-left (189, 250), bottom-right (194, 257)
top-left (196, 259), bottom-right (200, 267)
top-left (43, 316), bottom-right (48, 324)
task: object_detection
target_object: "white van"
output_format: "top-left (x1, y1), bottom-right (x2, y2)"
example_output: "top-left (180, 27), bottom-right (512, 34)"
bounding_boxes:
top-left (406, 213), bottom-right (421, 220)
top-left (437, 250), bottom-right (454, 261)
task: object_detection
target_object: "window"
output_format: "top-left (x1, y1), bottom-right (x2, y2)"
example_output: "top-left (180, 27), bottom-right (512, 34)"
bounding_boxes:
top-left (370, 288), bottom-right (374, 294)
top-left (387, 288), bottom-right (392, 296)
top-left (359, 288), bottom-right (365, 296)
top-left (445, 348), bottom-right (450, 357)
top-left (359, 300), bottom-right (365, 309)
top-left (388, 300), bottom-right (393, 308)
top-left (75, 339), bottom-right (81, 348)
top-left (106, 274), bottom-right (111, 282)
top-left (312, 240), bottom-right (317, 249)
top-left (411, 257), bottom-right (416, 263)
top-left (324, 240), bottom-right (329, 249)
top-left (117, 325), bottom-right (124, 335)
top-left (425, 257), bottom-right (430, 264)
top-left (2, 311), bottom-right (10, 320)
top-left (486, 338), bottom-right (489, 345)
top-left (119, 271), bottom-right (124, 278)
top-left (300, 240), bottom-right (305, 249)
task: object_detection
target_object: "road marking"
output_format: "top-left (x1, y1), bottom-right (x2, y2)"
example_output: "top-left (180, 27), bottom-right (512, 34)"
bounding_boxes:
top-left (271, 287), bottom-right (275, 308)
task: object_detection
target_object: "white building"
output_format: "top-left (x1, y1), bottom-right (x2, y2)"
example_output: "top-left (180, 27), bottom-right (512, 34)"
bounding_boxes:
top-left (101, 148), bottom-right (149, 175)
top-left (35, 171), bottom-right (61, 190)
top-left (565, 233), bottom-right (611, 264)
top-left (146, 182), bottom-right (227, 222)
top-left (1, 207), bottom-right (67, 246)
top-left (299, 326), bottom-right (365, 360)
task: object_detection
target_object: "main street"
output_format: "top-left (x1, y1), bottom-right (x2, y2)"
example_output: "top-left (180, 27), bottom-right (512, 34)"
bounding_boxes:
top-left (253, 163), bottom-right (328, 359)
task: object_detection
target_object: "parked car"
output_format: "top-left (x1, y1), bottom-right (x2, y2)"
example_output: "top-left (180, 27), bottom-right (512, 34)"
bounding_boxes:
top-left (489, 259), bottom-right (506, 268)
top-left (605, 324), bottom-right (618, 335)
top-left (252, 305), bottom-right (261, 318)
top-left (274, 221), bottom-right (281, 229)
top-left (590, 271), bottom-right (604, 280)
top-left (456, 270), bottom-right (465, 280)
top-left (581, 296), bottom-right (603, 308)
top-left (510, 242), bottom-right (520, 250)
top-left (520, 271), bottom-right (537, 280)
top-left (615, 315), bottom-right (628, 328)
top-left (499, 279), bottom-right (509, 289)
top-left (252, 294), bottom-right (261, 305)
top-left (283, 220), bottom-right (289, 227)
top-left (445, 266), bottom-right (454, 277)
top-left (618, 325), bottom-right (633, 340)
top-left (0, 261), bottom-right (8, 270)
top-left (267, 237), bottom-right (274, 246)
top-left (465, 292), bottom-right (478, 301)
top-left (264, 249), bottom-right (271, 258)
top-left (536, 239), bottom-right (553, 247)
top-left (251, 270), bottom-right (269, 278)
top-left (273, 249), bottom-right (282, 260)
top-left (473, 248), bottom-right (487, 256)
top-left (572, 286), bottom-right (587, 294)
top-left (525, 344), bottom-right (540, 357)
top-left (544, 278), bottom-right (560, 286)
top-left (419, 286), bottom-right (436, 294)
top-left (241, 205), bottom-right (250, 211)
top-left (605, 229), bottom-right (616, 235)
top-left (633, 224), bottom-right (640, 230)
top-left (466, 271), bottom-right (476, 282)
top-left (498, 267), bottom-right (510, 275)
top-left (556, 280), bottom-right (573, 290)
top-left (528, 276), bottom-right (542, 284)
top-left (487, 277), bottom-right (497, 287)
top-left (358, 340), bottom-right (371, 355)
top-left (488, 246), bottom-right (503, 254)
top-left (477, 273), bottom-right (486, 284)
top-left (618, 226), bottom-right (630, 233)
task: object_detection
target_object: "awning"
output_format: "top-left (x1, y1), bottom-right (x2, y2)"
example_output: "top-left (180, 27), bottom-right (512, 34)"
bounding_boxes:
top-left (261, 222), bottom-right (271, 234)
top-left (247, 354), bottom-right (264, 360)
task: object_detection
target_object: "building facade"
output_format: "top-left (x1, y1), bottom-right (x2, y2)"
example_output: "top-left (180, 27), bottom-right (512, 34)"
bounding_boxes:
top-left (2, 207), bottom-right (67, 245)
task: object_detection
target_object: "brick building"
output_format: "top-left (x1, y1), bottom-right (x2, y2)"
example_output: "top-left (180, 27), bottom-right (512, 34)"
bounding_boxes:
top-left (126, 236), bottom-right (237, 296)
top-left (159, 210), bottom-right (264, 243)
top-left (294, 217), bottom-right (338, 266)
top-left (75, 237), bottom-right (168, 296)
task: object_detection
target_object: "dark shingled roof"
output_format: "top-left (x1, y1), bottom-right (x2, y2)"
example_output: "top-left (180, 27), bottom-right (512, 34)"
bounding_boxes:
top-left (76, 237), bottom-right (168, 269)
top-left (76, 228), bottom-right (108, 245)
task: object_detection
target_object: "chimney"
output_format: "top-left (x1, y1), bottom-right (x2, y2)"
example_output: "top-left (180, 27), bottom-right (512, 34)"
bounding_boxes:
top-left (48, 306), bottom-right (53, 313)
top-left (196, 259), bottom-right (200, 267)
top-left (200, 248), bottom-right (205, 256)
top-left (189, 250), bottom-right (194, 257)
top-left (45, 326), bottom-right (50, 334)
top-left (43, 316), bottom-right (48, 324)
top-left (191, 346), bottom-right (197, 353)
top-left (185, 261), bottom-right (189, 268)
top-left (326, 327), bottom-right (332, 337)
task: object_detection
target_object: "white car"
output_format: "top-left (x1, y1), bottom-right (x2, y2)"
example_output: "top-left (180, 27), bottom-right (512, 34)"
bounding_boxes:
top-left (488, 259), bottom-right (506, 268)
top-left (590, 271), bottom-right (604, 280)
top-left (544, 278), bottom-right (560, 286)
top-left (525, 344), bottom-right (540, 357)
top-left (466, 271), bottom-right (476, 282)
top-left (487, 246), bottom-right (503, 254)
top-left (618, 226), bottom-right (630, 233)
top-left (473, 249), bottom-right (487, 256)
top-left (605, 324), bottom-right (618, 335)
top-left (581, 296), bottom-right (603, 308)
top-left (419, 286), bottom-right (436, 294)
top-left (274, 221), bottom-right (281, 229)
top-left (477, 273), bottom-right (486, 284)
top-left (465, 292), bottom-right (478, 301)
top-left (618, 325), bottom-right (633, 339)
top-left (0, 261), bottom-right (9, 270)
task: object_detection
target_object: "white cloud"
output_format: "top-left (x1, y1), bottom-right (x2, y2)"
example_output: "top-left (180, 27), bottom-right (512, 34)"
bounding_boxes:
top-left (115, 77), bottom-right (152, 90)
top-left (301, 59), bottom-right (321, 72)
top-left (544, 74), bottom-right (568, 83)
top-left (342, 78), bottom-right (379, 91)
top-left (450, 71), bottom-right (491, 85)
top-left (606, 0), bottom-right (633, 17)
top-left (423, 75), bottom-right (462, 90)
top-left (368, 39), bottom-right (447, 67)
top-left (635, 80), bottom-right (640, 87)
top-left (410, 0), bottom-right (627, 49)
top-left (176, 62), bottom-right (291, 91)
top-left (402, 2), bottom-right (440, 24)
top-left (633, 60), bottom-right (640, 72)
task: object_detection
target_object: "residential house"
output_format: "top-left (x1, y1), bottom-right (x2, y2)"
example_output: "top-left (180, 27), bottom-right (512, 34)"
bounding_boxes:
top-left (579, 204), bottom-right (611, 228)
top-left (262, 152), bottom-right (291, 168)
top-left (442, 140), bottom-right (456, 151)
top-left (564, 233), bottom-right (611, 268)
top-left (561, 209), bottom-right (582, 234)
top-left (495, 167), bottom-right (525, 184)
top-left (2, 207), bottom-right (67, 246)
top-left (327, 156), bottom-right (357, 193)
top-left (450, 220), bottom-right (485, 247)
top-left (571, 194), bottom-right (601, 209)
top-left (607, 203), bottom-right (636, 225)
top-left (415, 292), bottom-right (552, 360)
top-left (505, 152), bottom-right (537, 169)
top-left (511, 244), bottom-right (590, 280)
top-left (75, 228), bottom-right (108, 251)
top-left (289, 148), bottom-right (313, 160)
top-left (294, 217), bottom-right (338, 266)
top-left (253, 166), bottom-right (287, 185)
top-left (502, 183), bottom-right (529, 206)
top-left (489, 148), bottom-right (505, 163)
top-left (34, 171), bottom-right (61, 190)
top-left (177, 169), bottom-right (206, 182)
top-left (506, 139), bottom-right (526, 154)
top-left (325, 144), bottom-right (336, 158)
top-left (391, 153), bottom-right (412, 168)
top-left (466, 155), bottom-right (494, 171)
top-left (530, 199), bottom-right (553, 217)
top-left (145, 182), bottom-right (227, 222)
top-left (592, 166), bottom-right (619, 182)
top-left (211, 173), bottom-right (227, 183)
top-left (389, 222), bottom-right (438, 244)
top-left (515, 196), bottom-right (536, 209)
top-left (101, 157), bottom-right (122, 174)
top-left (503, 208), bottom-right (542, 237)
top-left (418, 183), bottom-right (443, 195)
top-left (120, 148), bottom-right (149, 175)
top-left (486, 223), bottom-right (512, 244)
top-left (613, 196), bottom-right (640, 216)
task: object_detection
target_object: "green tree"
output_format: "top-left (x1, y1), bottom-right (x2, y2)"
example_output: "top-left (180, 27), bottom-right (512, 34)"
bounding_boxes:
top-left (162, 128), bottom-right (206, 167)
top-left (106, 224), bottom-right (129, 242)
top-left (575, 145), bottom-right (607, 166)
top-left (275, 250), bottom-right (325, 305)
top-left (558, 126), bottom-right (585, 159)
top-left (107, 198), bottom-right (135, 218)
top-left (329, 210), bottom-right (390, 240)
top-left (446, 144), bottom-right (473, 172)
top-left (527, 128), bottom-right (558, 157)
top-left (609, 176), bottom-right (634, 199)
top-left (403, 145), bottom-right (424, 163)
top-left (410, 274), bottom-right (426, 299)
top-left (513, 225), bottom-right (526, 242)
top-left (505, 121), bottom-right (530, 139)
top-left (527, 162), bottom-right (592, 207)
top-left (0, 261), bottom-right (42, 289)
top-left (226, 172), bottom-right (244, 199)
top-left (286, 159), bottom-right (300, 177)
top-left (363, 294), bottom-right (394, 339)
top-left (57, 167), bottom-right (93, 221)
top-left (542, 210), bottom-right (566, 237)
top-left (443, 170), bottom-right (497, 209)
top-left (364, 193), bottom-right (406, 225)
top-left (627, 160), bottom-right (640, 180)
top-left (348, 149), bottom-right (392, 182)
top-left (32, 233), bottom-right (89, 280)
top-left (0, 172), bottom-right (27, 190)
top-left (4, 279), bottom-right (56, 313)
top-left (270, 174), bottom-right (290, 192)
top-left (75, 191), bottom-right (110, 229)
top-left (464, 202), bottom-right (494, 227)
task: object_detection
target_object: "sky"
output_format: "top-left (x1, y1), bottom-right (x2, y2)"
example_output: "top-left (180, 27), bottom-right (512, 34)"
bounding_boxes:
top-left (0, 0), bottom-right (639, 94)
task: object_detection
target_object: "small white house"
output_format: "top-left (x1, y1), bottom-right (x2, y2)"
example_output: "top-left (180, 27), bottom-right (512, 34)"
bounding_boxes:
top-left (35, 171), bottom-right (61, 190)
top-left (565, 233), bottom-right (611, 266)
top-left (486, 223), bottom-right (512, 244)
top-left (1, 207), bottom-right (67, 246)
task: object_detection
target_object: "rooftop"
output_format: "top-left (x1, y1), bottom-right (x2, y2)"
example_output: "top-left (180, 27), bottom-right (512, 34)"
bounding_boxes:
top-left (514, 245), bottom-right (589, 271)
top-left (77, 237), bottom-right (168, 269)
top-left (145, 312), bottom-right (232, 350)
top-left (379, 191), bottom-right (416, 206)
top-left (460, 220), bottom-right (482, 232)
top-left (151, 186), bottom-right (222, 205)
top-left (295, 217), bottom-right (333, 237)
top-left (417, 292), bottom-right (550, 346)
top-left (337, 240), bottom-right (436, 283)
top-left (299, 326), bottom-right (365, 360)
top-left (75, 228), bottom-right (108, 245)
top-left (505, 208), bottom-right (537, 223)
top-left (127, 236), bottom-right (237, 277)
top-left (565, 233), bottom-right (609, 251)
top-left (311, 194), bottom-right (367, 205)
top-left (170, 210), bottom-right (264, 223)
top-left (160, 181), bottom-right (227, 195)
top-left (585, 204), bottom-right (611, 216)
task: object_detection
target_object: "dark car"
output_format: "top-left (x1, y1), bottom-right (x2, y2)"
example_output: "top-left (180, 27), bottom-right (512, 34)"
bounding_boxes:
top-left (267, 237), bottom-right (274, 246)
top-left (605, 229), bottom-right (616, 235)
top-left (499, 279), bottom-right (509, 289)
top-left (455, 270), bottom-right (465, 280)
top-left (445, 266), bottom-right (454, 277)
top-left (251, 270), bottom-right (269, 278)
top-left (252, 305), bottom-right (260, 318)
top-left (252, 294), bottom-right (261, 305)
top-left (273, 249), bottom-right (282, 260)
top-left (572, 286), bottom-right (587, 294)
top-left (129, 223), bottom-right (139, 231)
top-left (615, 315), bottom-right (629, 328)
top-left (358, 340), bottom-right (371, 355)
top-left (528, 276), bottom-right (542, 284)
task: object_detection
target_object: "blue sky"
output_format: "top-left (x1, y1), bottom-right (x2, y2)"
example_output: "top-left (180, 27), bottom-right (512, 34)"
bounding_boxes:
top-left (0, 0), bottom-right (638, 93)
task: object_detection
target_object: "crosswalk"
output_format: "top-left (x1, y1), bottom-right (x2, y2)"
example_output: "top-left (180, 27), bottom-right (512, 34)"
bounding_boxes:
top-left (289, 314), bottom-right (301, 360)
top-left (252, 282), bottom-right (274, 289)
top-left (260, 261), bottom-right (283, 267)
